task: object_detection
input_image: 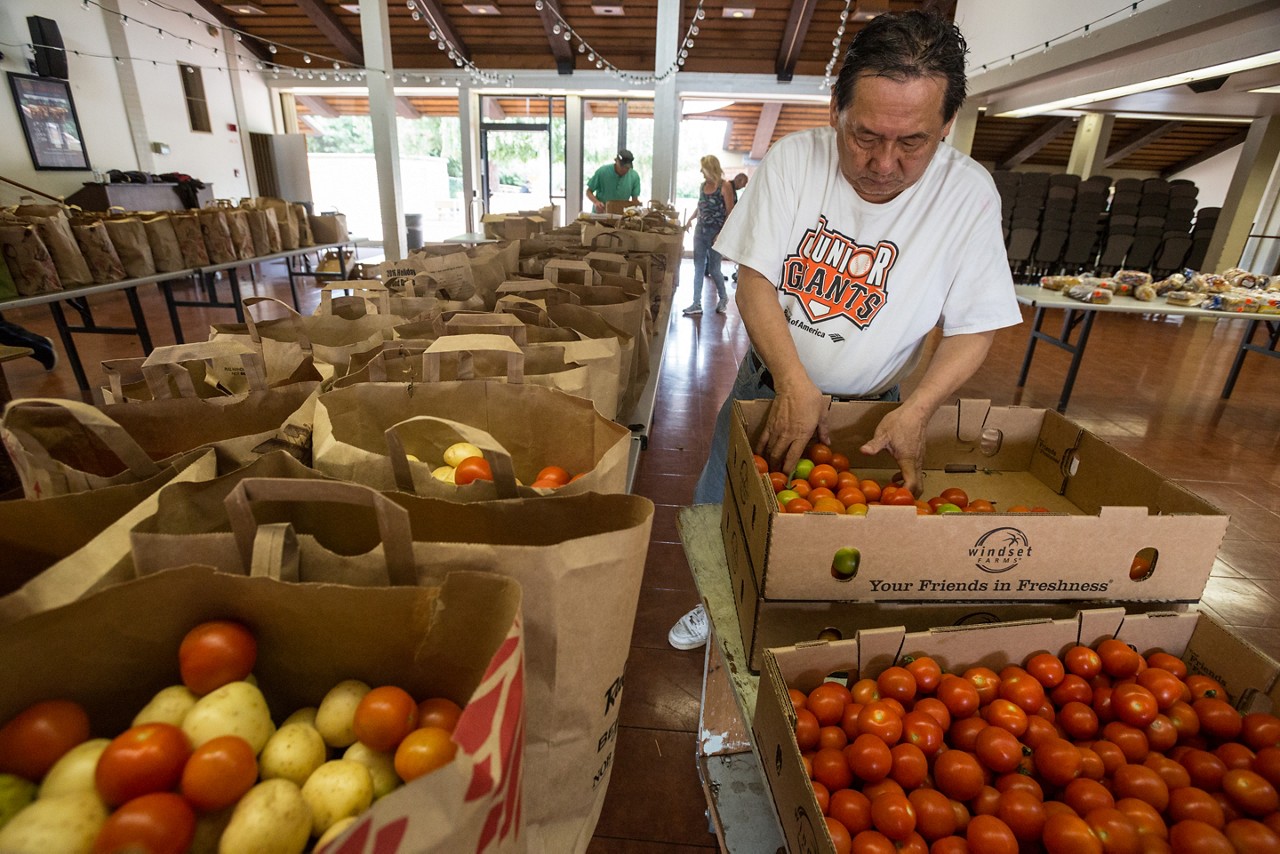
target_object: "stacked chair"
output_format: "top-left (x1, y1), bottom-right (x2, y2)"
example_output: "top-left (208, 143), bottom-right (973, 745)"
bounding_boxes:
top-left (1151, 180), bottom-right (1198, 276)
top-left (1060, 175), bottom-right (1111, 273)
top-left (1027, 174), bottom-right (1077, 278)
top-left (1005, 172), bottom-right (1049, 280)
top-left (1184, 206), bottom-right (1221, 273)
top-left (1096, 178), bottom-right (1142, 274)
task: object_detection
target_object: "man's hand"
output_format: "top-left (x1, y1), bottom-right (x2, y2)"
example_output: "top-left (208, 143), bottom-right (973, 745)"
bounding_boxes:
top-left (756, 380), bottom-right (829, 476)
top-left (859, 405), bottom-right (929, 496)
top-left (593, 202), bottom-right (605, 214)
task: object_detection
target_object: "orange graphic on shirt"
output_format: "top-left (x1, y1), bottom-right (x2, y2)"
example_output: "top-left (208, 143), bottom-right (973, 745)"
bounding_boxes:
top-left (779, 217), bottom-right (898, 329)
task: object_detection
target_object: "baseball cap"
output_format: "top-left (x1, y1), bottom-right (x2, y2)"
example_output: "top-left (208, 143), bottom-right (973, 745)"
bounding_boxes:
top-left (616, 149), bottom-right (635, 165)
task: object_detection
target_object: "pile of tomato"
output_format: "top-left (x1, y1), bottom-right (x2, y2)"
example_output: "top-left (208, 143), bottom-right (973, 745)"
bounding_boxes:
top-left (789, 638), bottom-right (1280, 853)
top-left (754, 443), bottom-right (1050, 516)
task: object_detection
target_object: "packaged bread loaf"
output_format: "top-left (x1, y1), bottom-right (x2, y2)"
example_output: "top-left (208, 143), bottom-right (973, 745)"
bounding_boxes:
top-left (1066, 282), bottom-right (1113, 304)
top-left (1039, 275), bottom-right (1079, 292)
top-left (1165, 290), bottom-right (1205, 307)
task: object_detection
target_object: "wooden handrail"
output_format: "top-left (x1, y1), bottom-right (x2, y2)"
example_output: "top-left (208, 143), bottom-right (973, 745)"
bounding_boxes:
top-left (0, 175), bottom-right (63, 203)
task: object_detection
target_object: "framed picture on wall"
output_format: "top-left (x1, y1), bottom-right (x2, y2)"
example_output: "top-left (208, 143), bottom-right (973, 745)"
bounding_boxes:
top-left (8, 72), bottom-right (91, 171)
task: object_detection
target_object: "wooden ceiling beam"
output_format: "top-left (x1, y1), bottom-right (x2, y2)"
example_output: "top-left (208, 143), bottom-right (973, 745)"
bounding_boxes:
top-left (534, 0), bottom-right (576, 73)
top-left (1103, 121), bottom-right (1182, 168)
top-left (395, 96), bottom-right (421, 118)
top-left (292, 0), bottom-right (364, 65)
top-left (751, 103), bottom-right (782, 160)
top-left (997, 116), bottom-right (1074, 170)
top-left (190, 0), bottom-right (271, 62)
top-left (417, 0), bottom-right (471, 62)
top-left (775, 0), bottom-right (819, 82)
top-left (1161, 128), bottom-right (1249, 178)
top-left (296, 95), bottom-right (340, 117)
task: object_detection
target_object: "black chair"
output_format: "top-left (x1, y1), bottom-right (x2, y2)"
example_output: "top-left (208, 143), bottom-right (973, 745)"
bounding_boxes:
top-left (1152, 234), bottom-right (1192, 275)
top-left (1098, 233), bottom-right (1135, 271)
top-left (1032, 230), bottom-right (1068, 275)
top-left (1062, 231), bottom-right (1100, 272)
top-left (1110, 201), bottom-right (1141, 218)
top-left (1108, 215), bottom-right (1138, 234)
top-left (1006, 227), bottom-right (1039, 278)
top-left (1126, 234), bottom-right (1162, 271)
top-left (1081, 175), bottom-right (1112, 194)
top-left (1185, 237), bottom-right (1213, 272)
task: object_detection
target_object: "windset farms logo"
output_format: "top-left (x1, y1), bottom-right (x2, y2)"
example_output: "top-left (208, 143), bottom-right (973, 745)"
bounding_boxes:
top-left (970, 526), bottom-right (1033, 573)
top-left (779, 217), bottom-right (898, 329)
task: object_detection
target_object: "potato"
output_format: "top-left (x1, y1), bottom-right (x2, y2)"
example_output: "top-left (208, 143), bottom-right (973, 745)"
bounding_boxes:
top-left (315, 815), bottom-right (358, 849)
top-left (259, 723), bottom-right (327, 787)
top-left (314, 680), bottom-right (370, 748)
top-left (219, 779), bottom-right (311, 854)
top-left (443, 441), bottom-right (483, 468)
top-left (343, 742), bottom-right (402, 799)
top-left (431, 465), bottom-right (456, 483)
top-left (300, 760), bottom-right (373, 837)
top-left (37, 739), bottom-right (109, 800)
top-left (182, 680), bottom-right (275, 754)
top-left (282, 707), bottom-right (318, 729)
top-left (0, 790), bottom-right (107, 854)
top-left (133, 685), bottom-right (199, 727)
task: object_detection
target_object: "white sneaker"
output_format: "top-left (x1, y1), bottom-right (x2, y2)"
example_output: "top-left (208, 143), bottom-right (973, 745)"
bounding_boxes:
top-left (682, 305), bottom-right (703, 317)
top-left (668, 604), bottom-right (709, 650)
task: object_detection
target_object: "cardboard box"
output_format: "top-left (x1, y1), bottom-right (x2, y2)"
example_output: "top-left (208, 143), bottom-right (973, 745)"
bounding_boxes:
top-left (481, 214), bottom-right (535, 241)
top-left (543, 257), bottom-right (597, 287)
top-left (604, 200), bottom-right (633, 215)
top-left (725, 399), bottom-right (1226, 604)
top-left (720, 480), bottom-right (1183, 672)
top-left (754, 609), bottom-right (1280, 854)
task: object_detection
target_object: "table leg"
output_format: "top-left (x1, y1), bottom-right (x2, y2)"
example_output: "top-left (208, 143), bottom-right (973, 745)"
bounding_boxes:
top-left (1057, 309), bottom-right (1097, 412)
top-left (1221, 319), bottom-right (1280, 399)
top-left (48, 302), bottom-right (89, 392)
top-left (123, 287), bottom-right (154, 354)
top-left (161, 279), bottom-right (186, 344)
top-left (228, 268), bottom-right (245, 323)
top-left (1017, 307), bottom-right (1048, 387)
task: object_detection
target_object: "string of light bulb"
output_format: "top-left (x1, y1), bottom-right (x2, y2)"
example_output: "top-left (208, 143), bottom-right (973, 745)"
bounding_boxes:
top-left (819, 0), bottom-right (852, 91)
top-left (969, 0), bottom-right (1149, 74)
top-left (532, 0), bottom-right (705, 84)
top-left (405, 0), bottom-right (514, 86)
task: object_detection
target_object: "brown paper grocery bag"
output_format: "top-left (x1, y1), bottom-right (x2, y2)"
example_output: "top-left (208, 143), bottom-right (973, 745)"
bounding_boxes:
top-left (101, 340), bottom-right (271, 403)
top-left (169, 211), bottom-right (211, 267)
top-left (309, 212), bottom-right (349, 244)
top-left (0, 223), bottom-right (62, 295)
top-left (292, 203), bottom-right (315, 246)
top-left (19, 211), bottom-right (93, 286)
top-left (131, 473), bottom-right (651, 854)
top-left (102, 216), bottom-right (157, 278)
top-left (0, 449), bottom-right (218, 627)
top-left (261, 197), bottom-right (299, 249)
top-left (223, 207), bottom-right (256, 259)
top-left (1, 389), bottom-right (315, 497)
top-left (311, 380), bottom-right (630, 497)
top-left (198, 207), bottom-right (237, 264)
top-left (555, 282), bottom-right (650, 416)
top-left (141, 214), bottom-right (186, 273)
top-left (72, 219), bottom-right (127, 283)
top-left (0, 566), bottom-right (526, 854)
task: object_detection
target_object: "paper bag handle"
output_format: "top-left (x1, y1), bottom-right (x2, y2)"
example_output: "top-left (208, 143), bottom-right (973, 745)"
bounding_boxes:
top-left (318, 281), bottom-right (391, 316)
top-left (223, 478), bottom-right (417, 586)
top-left (248, 523), bottom-right (302, 582)
top-left (442, 313), bottom-right (529, 345)
top-left (423, 334), bottom-right (524, 384)
top-left (1, 398), bottom-right (162, 479)
top-left (140, 341), bottom-right (269, 398)
top-left (384, 415), bottom-right (519, 499)
top-left (363, 340), bottom-right (431, 383)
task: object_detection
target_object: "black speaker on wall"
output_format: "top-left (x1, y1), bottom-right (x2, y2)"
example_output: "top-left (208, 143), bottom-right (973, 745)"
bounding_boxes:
top-left (28, 16), bottom-right (69, 80)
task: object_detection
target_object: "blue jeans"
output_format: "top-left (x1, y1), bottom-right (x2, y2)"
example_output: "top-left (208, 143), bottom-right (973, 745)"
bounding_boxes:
top-left (690, 227), bottom-right (726, 308)
top-left (692, 352), bottom-right (901, 505)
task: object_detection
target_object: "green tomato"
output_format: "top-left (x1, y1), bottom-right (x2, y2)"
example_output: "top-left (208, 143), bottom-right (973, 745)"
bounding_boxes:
top-left (792, 459), bottom-right (815, 481)
top-left (830, 547), bottom-right (861, 580)
top-left (935, 503), bottom-right (964, 514)
top-left (0, 774), bottom-right (37, 831)
top-left (775, 489), bottom-right (800, 508)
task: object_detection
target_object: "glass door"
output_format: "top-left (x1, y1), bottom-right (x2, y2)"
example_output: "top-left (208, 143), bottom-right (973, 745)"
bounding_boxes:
top-left (478, 96), bottom-right (565, 220)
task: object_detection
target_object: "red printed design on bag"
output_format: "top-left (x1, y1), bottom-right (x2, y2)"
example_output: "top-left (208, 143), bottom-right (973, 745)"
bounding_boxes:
top-left (325, 817), bottom-right (407, 854)
top-left (779, 216), bottom-right (898, 329)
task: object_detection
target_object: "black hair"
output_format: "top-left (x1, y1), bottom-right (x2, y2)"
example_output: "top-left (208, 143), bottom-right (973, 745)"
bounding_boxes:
top-left (832, 10), bottom-right (968, 123)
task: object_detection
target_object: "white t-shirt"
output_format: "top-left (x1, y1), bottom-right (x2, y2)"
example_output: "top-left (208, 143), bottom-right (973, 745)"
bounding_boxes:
top-left (715, 126), bottom-right (1021, 397)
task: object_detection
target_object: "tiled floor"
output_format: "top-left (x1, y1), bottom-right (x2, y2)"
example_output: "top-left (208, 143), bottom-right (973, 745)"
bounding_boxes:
top-left (2, 258), bottom-right (1278, 852)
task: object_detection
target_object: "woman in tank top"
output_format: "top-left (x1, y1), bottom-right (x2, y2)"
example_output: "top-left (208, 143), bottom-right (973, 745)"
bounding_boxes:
top-left (682, 155), bottom-right (736, 316)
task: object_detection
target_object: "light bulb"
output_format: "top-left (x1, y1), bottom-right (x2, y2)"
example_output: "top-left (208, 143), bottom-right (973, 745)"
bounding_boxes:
top-left (303, 54), bottom-right (312, 63)
top-left (563, 30), bottom-right (571, 40)
top-left (552, 23), bottom-right (561, 34)
top-left (333, 61), bottom-right (341, 69)
top-left (268, 44), bottom-right (278, 54)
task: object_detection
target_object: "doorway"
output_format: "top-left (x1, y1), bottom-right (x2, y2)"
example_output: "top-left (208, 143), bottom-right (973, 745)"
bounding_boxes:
top-left (478, 96), bottom-right (566, 220)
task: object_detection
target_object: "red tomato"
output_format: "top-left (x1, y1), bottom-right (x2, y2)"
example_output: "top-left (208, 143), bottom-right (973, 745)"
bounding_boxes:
top-left (394, 726), bottom-right (457, 781)
top-left (901, 711), bottom-right (944, 758)
top-left (889, 743), bottom-right (928, 790)
top-left (963, 667), bottom-right (1002, 706)
top-left (353, 685), bottom-right (420, 753)
top-left (535, 465), bottom-right (572, 485)
top-left (178, 620), bottom-right (257, 696)
top-left (92, 792), bottom-right (196, 854)
top-left (1224, 818), bottom-right (1280, 854)
top-left (858, 701), bottom-right (904, 746)
top-left (1137, 668), bottom-right (1186, 710)
top-left (871, 792), bottom-right (917, 841)
top-left (1167, 787), bottom-right (1226, 828)
top-left (1082, 807), bottom-right (1142, 854)
top-left (416, 695), bottom-right (463, 732)
top-left (829, 788), bottom-right (873, 835)
top-left (795, 708), bottom-right (821, 752)
top-left (877, 667), bottom-right (918, 705)
top-left (1065, 646), bottom-right (1103, 680)
top-left (1168, 819), bottom-right (1235, 854)
top-left (999, 667), bottom-right (1047, 714)
top-left (96, 723), bottom-right (192, 807)
top-left (1024, 652), bottom-right (1066, 689)
top-left (939, 487), bottom-right (969, 510)
top-left (1096, 639), bottom-right (1142, 678)
top-left (454, 455), bottom-right (494, 485)
top-left (1186, 675), bottom-right (1227, 702)
top-left (1113, 763), bottom-right (1171, 812)
top-left (1043, 812), bottom-right (1103, 854)
top-left (0, 699), bottom-right (91, 781)
top-left (997, 789), bottom-right (1046, 843)
top-left (1112, 683), bottom-right (1159, 728)
top-left (973, 725), bottom-right (1023, 774)
top-left (1051, 674), bottom-right (1094, 706)
top-left (1220, 768), bottom-right (1279, 816)
top-left (1194, 698), bottom-right (1243, 742)
top-left (937, 675), bottom-right (981, 718)
top-left (966, 814), bottom-right (1018, 854)
top-left (1034, 737), bottom-right (1083, 788)
top-left (846, 733), bottom-right (892, 784)
top-left (812, 746), bottom-right (854, 792)
top-left (908, 788), bottom-right (956, 841)
top-left (1065, 778), bottom-right (1116, 816)
top-left (826, 815), bottom-right (854, 854)
top-left (1254, 746), bottom-right (1280, 788)
top-left (179, 735), bottom-right (256, 812)
top-left (933, 750), bottom-right (985, 802)
top-left (809, 682), bottom-right (852, 727)
top-left (751, 454), bottom-right (769, 475)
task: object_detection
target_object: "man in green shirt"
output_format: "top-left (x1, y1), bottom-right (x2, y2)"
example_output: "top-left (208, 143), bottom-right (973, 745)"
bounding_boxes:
top-left (585, 149), bottom-right (641, 213)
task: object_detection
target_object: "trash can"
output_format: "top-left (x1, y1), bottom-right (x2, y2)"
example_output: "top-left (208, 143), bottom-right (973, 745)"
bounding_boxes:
top-left (405, 213), bottom-right (424, 250)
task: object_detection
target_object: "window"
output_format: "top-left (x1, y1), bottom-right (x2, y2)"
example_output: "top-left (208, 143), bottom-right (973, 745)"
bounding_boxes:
top-left (179, 64), bottom-right (211, 133)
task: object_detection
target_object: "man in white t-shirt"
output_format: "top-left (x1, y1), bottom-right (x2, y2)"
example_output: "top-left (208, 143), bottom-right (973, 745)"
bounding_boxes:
top-left (670, 9), bottom-right (1021, 651)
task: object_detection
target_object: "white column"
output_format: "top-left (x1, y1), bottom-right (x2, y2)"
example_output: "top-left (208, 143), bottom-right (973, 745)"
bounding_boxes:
top-left (359, 0), bottom-right (405, 258)
top-left (565, 95), bottom-right (584, 222)
top-left (459, 84), bottom-right (480, 232)
top-left (649, 0), bottom-right (682, 204)
top-left (100, 0), bottom-right (151, 173)
top-left (1206, 115), bottom-right (1280, 274)
top-left (223, 29), bottom-right (257, 196)
top-left (1067, 113), bottom-right (1114, 178)
top-left (948, 102), bottom-right (979, 156)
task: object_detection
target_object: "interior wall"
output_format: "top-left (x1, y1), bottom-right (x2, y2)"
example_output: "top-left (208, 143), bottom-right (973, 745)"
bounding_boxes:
top-left (0, 0), bottom-right (275, 204)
